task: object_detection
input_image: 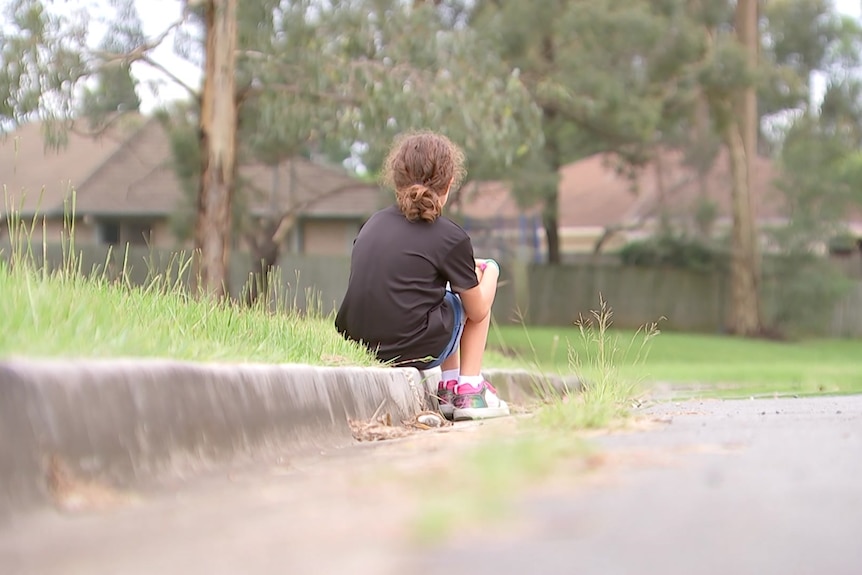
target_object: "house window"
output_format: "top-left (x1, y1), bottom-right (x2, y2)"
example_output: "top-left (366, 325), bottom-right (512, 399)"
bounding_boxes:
top-left (97, 220), bottom-right (153, 246)
top-left (122, 222), bottom-right (152, 246)
top-left (98, 221), bottom-right (120, 245)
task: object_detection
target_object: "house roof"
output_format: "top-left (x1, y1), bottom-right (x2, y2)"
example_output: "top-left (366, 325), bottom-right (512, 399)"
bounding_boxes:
top-left (1, 117), bottom-right (383, 221)
top-left (454, 148), bottom-right (843, 231)
top-left (0, 118), bottom-right (140, 217)
top-left (72, 118), bottom-right (177, 217)
top-left (450, 180), bottom-right (542, 222)
top-left (557, 149), bottom-right (787, 230)
top-left (241, 158), bottom-right (386, 219)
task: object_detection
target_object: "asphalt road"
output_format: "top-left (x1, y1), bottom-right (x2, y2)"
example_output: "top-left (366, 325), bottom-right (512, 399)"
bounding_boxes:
top-left (413, 395), bottom-right (862, 575)
top-left (2, 395), bottom-right (860, 575)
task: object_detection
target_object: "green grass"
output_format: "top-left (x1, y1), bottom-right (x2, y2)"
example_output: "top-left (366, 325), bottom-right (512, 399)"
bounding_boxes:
top-left (413, 298), bottom-right (650, 545)
top-left (413, 432), bottom-right (590, 543)
top-left (487, 324), bottom-right (862, 397)
top-left (0, 257), bottom-right (378, 366)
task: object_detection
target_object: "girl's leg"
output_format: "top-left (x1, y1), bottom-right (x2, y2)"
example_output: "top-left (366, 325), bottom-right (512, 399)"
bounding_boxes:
top-left (457, 311), bottom-right (491, 377)
top-left (451, 295), bottom-right (509, 421)
top-left (441, 349), bottom-right (460, 372)
top-left (436, 318), bottom-right (462, 419)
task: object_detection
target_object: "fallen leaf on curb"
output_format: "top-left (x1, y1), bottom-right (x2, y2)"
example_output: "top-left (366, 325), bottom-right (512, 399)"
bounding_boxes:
top-left (403, 411), bottom-right (452, 431)
top-left (47, 455), bottom-right (135, 513)
top-left (348, 399), bottom-right (412, 442)
top-left (348, 418), bottom-right (412, 442)
top-left (349, 398), bottom-right (460, 441)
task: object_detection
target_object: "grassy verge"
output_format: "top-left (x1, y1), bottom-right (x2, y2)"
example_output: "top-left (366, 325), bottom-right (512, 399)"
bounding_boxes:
top-left (0, 258), bottom-right (377, 365)
top-left (0, 212), bottom-right (377, 366)
top-left (487, 323), bottom-right (862, 397)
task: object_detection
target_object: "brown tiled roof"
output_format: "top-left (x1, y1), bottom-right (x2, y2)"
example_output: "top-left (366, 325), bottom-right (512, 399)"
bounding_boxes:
top-left (0, 119), bottom-right (139, 217)
top-left (2, 117), bottom-right (383, 221)
top-left (449, 180), bottom-right (541, 221)
top-left (455, 149), bottom-right (812, 229)
top-left (73, 118), bottom-right (176, 216)
top-left (241, 158), bottom-right (386, 219)
top-left (558, 149), bottom-right (787, 229)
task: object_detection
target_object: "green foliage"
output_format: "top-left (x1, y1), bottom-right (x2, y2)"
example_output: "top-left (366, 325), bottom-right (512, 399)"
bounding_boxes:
top-left (476, 0), bottom-right (709, 159)
top-left (760, 0), bottom-right (834, 114)
top-left (828, 232), bottom-right (859, 255)
top-left (466, 0), bottom-right (737, 261)
top-left (488, 324), bottom-right (862, 395)
top-left (619, 234), bottom-right (723, 272)
top-left (774, 83), bottom-right (862, 255)
top-left (79, 0), bottom-right (143, 128)
top-left (229, 0), bottom-right (543, 176)
top-left (0, 0), bottom-right (89, 142)
top-left (415, 297), bottom-right (653, 545)
top-left (537, 297), bottom-right (659, 430)
top-left (760, 4), bottom-right (862, 336)
top-left (762, 253), bottom-right (854, 336)
top-left (157, 104), bottom-right (251, 243)
top-left (0, 0), bottom-right (543, 182)
top-left (760, 1), bottom-right (862, 147)
top-left (157, 106), bottom-right (200, 241)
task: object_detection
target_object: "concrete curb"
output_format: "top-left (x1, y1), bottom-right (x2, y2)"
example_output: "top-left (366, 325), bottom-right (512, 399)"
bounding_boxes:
top-left (0, 359), bottom-right (580, 518)
top-left (0, 358), bottom-right (431, 517)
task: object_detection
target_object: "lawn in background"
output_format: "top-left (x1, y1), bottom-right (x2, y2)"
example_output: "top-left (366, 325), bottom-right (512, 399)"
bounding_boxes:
top-left (486, 324), bottom-right (862, 397)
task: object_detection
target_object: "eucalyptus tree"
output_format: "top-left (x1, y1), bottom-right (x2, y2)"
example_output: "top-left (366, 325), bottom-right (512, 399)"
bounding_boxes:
top-left (0, 0), bottom-right (542, 299)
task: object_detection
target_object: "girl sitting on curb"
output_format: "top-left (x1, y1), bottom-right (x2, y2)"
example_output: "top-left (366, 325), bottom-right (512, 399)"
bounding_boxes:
top-left (335, 131), bottom-right (509, 421)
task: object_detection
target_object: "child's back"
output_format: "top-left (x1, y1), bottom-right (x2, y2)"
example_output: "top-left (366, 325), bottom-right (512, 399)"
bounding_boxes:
top-left (335, 130), bottom-right (509, 421)
top-left (335, 204), bottom-right (477, 368)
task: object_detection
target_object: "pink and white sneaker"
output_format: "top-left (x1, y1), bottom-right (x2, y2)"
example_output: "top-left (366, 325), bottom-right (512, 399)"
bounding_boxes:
top-left (452, 381), bottom-right (510, 421)
top-left (436, 379), bottom-right (458, 419)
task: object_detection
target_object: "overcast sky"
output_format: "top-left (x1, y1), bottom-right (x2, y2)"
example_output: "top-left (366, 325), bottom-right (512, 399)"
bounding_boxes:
top-left (129, 0), bottom-right (862, 112)
top-left (132, 0), bottom-right (201, 113)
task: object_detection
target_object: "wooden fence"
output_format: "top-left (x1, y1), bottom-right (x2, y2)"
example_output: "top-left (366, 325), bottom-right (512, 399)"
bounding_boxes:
top-left (3, 241), bottom-right (860, 338)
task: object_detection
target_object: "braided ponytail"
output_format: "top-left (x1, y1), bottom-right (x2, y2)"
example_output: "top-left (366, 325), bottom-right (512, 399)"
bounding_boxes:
top-left (382, 131), bottom-right (466, 223)
top-left (396, 184), bottom-right (443, 222)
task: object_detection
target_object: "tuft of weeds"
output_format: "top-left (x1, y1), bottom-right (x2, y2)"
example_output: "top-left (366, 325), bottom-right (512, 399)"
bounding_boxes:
top-left (534, 294), bottom-right (661, 431)
top-left (411, 295), bottom-right (661, 545)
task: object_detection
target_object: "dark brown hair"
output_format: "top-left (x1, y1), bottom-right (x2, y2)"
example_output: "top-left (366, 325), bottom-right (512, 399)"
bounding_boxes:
top-left (382, 131), bottom-right (466, 222)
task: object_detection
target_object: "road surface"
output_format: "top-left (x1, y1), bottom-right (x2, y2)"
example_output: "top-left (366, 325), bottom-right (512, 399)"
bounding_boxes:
top-left (2, 395), bottom-right (860, 575)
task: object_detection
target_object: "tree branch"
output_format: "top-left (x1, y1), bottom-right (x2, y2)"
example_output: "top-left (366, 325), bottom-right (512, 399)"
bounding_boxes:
top-left (90, 16), bottom-right (192, 91)
top-left (139, 55), bottom-right (199, 98)
top-left (67, 109), bottom-right (137, 139)
top-left (241, 83), bottom-right (359, 106)
top-left (591, 171), bottom-right (699, 254)
top-left (271, 180), bottom-right (368, 244)
top-left (242, 166), bottom-right (373, 247)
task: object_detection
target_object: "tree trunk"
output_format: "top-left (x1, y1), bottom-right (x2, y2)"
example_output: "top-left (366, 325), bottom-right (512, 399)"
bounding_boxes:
top-left (725, 0), bottom-right (763, 336)
top-left (543, 202), bottom-right (561, 265)
top-left (724, 119), bottom-right (762, 336)
top-left (245, 219), bottom-right (281, 307)
top-left (194, 0), bottom-right (238, 300)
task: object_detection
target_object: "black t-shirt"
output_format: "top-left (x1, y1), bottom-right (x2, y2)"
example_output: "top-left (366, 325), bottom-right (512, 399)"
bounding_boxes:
top-left (335, 205), bottom-right (479, 369)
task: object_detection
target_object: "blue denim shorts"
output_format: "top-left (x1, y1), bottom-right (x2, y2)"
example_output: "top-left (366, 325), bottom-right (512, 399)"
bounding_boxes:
top-left (425, 291), bottom-right (466, 369)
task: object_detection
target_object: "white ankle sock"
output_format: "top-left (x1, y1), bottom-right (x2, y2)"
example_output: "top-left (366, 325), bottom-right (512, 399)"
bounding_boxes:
top-left (458, 374), bottom-right (484, 387)
top-left (441, 369), bottom-right (460, 383)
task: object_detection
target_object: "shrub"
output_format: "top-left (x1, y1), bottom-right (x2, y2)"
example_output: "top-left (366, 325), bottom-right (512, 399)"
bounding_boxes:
top-left (619, 234), bottom-right (723, 272)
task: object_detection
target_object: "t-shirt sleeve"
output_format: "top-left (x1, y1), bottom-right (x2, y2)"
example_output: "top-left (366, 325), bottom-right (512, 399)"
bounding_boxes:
top-left (440, 236), bottom-right (479, 292)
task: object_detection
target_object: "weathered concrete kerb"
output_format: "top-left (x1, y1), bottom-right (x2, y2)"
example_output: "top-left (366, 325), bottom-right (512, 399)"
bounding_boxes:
top-left (0, 358), bottom-right (431, 517)
top-left (0, 359), bottom-right (580, 518)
